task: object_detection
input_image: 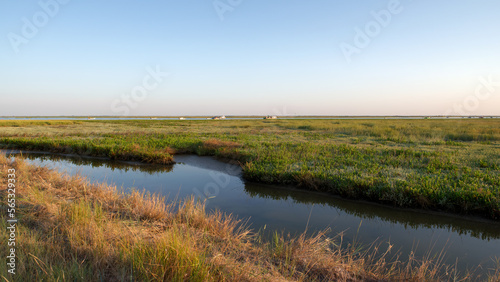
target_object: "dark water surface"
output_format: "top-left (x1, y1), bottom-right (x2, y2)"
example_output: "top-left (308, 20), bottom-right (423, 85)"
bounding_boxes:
top-left (3, 150), bottom-right (499, 276)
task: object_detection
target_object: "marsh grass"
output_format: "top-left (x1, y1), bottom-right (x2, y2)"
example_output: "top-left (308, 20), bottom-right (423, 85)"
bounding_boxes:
top-left (2, 156), bottom-right (495, 281)
top-left (0, 119), bottom-right (499, 219)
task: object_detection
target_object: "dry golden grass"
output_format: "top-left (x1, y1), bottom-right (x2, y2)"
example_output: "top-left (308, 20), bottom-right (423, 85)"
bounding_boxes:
top-left (0, 155), bottom-right (493, 281)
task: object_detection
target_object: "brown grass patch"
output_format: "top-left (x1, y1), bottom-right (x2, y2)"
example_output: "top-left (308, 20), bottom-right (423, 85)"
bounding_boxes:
top-left (202, 139), bottom-right (242, 151)
top-left (0, 155), bottom-right (486, 281)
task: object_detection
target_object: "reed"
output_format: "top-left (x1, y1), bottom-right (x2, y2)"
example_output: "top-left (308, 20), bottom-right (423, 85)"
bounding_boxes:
top-left (2, 155), bottom-right (492, 281)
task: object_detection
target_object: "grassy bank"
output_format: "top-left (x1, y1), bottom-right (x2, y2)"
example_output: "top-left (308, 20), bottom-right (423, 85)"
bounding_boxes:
top-left (0, 119), bottom-right (499, 219)
top-left (2, 155), bottom-right (490, 281)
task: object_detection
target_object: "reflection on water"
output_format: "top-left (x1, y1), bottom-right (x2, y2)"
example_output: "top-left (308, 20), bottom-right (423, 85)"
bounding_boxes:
top-left (10, 151), bottom-right (174, 174)
top-left (2, 149), bottom-right (500, 275)
top-left (244, 184), bottom-right (500, 241)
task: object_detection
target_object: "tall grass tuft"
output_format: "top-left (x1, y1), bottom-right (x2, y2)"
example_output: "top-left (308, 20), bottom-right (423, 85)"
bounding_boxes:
top-left (1, 155), bottom-right (497, 281)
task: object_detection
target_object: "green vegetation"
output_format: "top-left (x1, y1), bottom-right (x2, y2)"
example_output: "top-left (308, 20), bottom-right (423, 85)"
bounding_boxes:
top-left (1, 119), bottom-right (499, 219)
top-left (1, 156), bottom-right (487, 281)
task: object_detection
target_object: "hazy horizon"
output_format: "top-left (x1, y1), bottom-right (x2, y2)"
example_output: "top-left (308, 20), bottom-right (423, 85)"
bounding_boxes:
top-left (1, 1), bottom-right (499, 116)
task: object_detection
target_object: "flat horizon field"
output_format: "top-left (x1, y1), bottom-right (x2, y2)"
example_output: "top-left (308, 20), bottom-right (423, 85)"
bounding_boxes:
top-left (1, 118), bottom-right (499, 219)
top-left (2, 119), bottom-right (500, 281)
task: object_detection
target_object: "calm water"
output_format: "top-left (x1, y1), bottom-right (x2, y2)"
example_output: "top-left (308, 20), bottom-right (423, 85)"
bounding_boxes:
top-left (3, 150), bottom-right (500, 276)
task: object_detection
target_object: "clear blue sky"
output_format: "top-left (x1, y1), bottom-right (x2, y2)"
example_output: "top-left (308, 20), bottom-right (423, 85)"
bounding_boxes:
top-left (1, 0), bottom-right (499, 116)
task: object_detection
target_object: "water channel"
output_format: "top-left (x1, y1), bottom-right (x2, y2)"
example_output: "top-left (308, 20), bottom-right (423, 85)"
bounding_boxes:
top-left (2, 150), bottom-right (499, 276)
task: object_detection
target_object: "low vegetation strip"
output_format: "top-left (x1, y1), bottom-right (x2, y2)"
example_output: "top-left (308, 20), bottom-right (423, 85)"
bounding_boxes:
top-left (0, 155), bottom-right (487, 281)
top-left (0, 119), bottom-right (499, 219)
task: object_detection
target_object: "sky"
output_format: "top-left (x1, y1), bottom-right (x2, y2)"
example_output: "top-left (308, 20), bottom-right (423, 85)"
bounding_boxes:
top-left (1, 0), bottom-right (500, 116)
